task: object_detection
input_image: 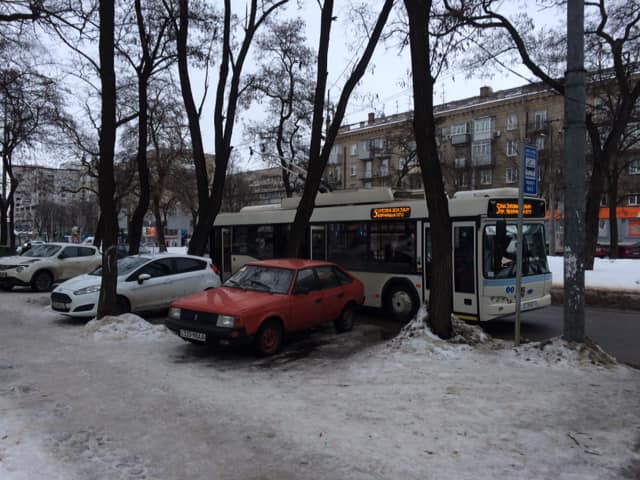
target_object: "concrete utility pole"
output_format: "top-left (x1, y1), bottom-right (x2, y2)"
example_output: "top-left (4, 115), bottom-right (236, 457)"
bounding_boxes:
top-left (563, 0), bottom-right (586, 342)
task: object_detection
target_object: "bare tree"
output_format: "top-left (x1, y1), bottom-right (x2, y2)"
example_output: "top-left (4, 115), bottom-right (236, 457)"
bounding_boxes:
top-left (443, 0), bottom-right (640, 269)
top-left (285, 0), bottom-right (394, 256)
top-left (96, 0), bottom-right (119, 318)
top-left (243, 17), bottom-right (315, 197)
top-left (1, 67), bottom-right (61, 249)
top-left (183, 0), bottom-right (289, 256)
top-left (115, 0), bottom-right (176, 255)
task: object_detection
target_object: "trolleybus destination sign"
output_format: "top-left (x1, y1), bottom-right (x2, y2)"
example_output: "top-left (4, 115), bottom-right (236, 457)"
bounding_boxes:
top-left (371, 206), bottom-right (411, 219)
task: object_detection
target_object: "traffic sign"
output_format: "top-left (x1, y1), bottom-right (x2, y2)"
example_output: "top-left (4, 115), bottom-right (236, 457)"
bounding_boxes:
top-left (523, 144), bottom-right (538, 195)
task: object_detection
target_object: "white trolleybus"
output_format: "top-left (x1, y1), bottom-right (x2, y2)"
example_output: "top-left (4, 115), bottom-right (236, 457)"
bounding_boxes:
top-left (211, 187), bottom-right (552, 322)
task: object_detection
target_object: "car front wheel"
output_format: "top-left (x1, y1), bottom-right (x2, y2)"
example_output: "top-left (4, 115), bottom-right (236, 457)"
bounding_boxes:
top-left (31, 271), bottom-right (53, 292)
top-left (115, 296), bottom-right (131, 315)
top-left (254, 319), bottom-right (283, 356)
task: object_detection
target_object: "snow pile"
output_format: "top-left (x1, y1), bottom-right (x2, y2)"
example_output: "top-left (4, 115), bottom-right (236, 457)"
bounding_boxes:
top-left (387, 306), bottom-right (618, 369)
top-left (83, 314), bottom-right (172, 342)
top-left (504, 336), bottom-right (619, 369)
top-left (386, 307), bottom-right (503, 359)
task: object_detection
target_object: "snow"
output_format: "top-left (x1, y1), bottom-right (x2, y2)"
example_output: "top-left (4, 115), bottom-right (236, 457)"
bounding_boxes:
top-left (0, 258), bottom-right (639, 478)
top-left (83, 314), bottom-right (173, 342)
top-left (548, 256), bottom-right (640, 290)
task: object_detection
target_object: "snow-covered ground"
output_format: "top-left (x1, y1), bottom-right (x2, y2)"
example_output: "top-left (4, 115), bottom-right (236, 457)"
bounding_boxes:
top-left (1, 282), bottom-right (639, 479)
top-left (548, 256), bottom-right (640, 291)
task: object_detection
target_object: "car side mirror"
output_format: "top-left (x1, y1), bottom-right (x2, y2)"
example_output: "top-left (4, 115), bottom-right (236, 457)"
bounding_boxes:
top-left (294, 286), bottom-right (309, 295)
top-left (137, 273), bottom-right (151, 285)
top-left (58, 252), bottom-right (67, 259)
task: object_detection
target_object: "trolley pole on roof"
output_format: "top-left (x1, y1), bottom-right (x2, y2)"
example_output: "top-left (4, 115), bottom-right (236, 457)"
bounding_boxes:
top-left (563, 0), bottom-right (586, 342)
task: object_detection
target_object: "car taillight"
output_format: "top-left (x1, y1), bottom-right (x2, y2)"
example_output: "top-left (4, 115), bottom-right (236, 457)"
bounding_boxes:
top-left (210, 264), bottom-right (220, 276)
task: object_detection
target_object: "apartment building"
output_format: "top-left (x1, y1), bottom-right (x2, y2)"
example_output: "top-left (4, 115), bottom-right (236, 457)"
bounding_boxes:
top-left (12, 163), bottom-right (97, 234)
top-left (326, 83), bottom-right (566, 197)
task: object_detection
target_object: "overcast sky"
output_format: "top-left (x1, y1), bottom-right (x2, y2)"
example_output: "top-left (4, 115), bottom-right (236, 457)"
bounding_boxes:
top-left (184, 0), bottom-right (565, 170)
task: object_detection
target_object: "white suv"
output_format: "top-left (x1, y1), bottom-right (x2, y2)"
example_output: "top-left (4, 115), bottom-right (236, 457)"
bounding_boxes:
top-left (0, 242), bottom-right (102, 292)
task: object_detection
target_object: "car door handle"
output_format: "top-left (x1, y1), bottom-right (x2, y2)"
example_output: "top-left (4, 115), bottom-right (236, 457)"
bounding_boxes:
top-left (315, 298), bottom-right (322, 304)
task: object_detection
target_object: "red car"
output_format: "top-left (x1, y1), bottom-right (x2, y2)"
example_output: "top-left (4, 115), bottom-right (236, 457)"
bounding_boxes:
top-left (166, 259), bottom-right (365, 355)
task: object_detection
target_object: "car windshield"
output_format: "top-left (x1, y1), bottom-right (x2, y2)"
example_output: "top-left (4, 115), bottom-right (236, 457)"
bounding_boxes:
top-left (90, 255), bottom-right (150, 276)
top-left (483, 223), bottom-right (550, 278)
top-left (224, 265), bottom-right (293, 294)
top-left (21, 244), bottom-right (61, 258)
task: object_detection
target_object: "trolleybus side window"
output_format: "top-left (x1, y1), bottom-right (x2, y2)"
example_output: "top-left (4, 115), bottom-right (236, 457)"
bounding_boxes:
top-left (326, 221), bottom-right (417, 274)
top-left (232, 225), bottom-right (275, 259)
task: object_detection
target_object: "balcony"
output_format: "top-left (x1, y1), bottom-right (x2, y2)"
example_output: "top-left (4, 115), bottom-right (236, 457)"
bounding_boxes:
top-left (450, 133), bottom-right (470, 145)
top-left (526, 120), bottom-right (550, 133)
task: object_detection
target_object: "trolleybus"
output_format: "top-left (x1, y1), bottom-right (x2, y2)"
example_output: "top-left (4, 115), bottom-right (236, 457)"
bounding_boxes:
top-left (211, 187), bottom-right (552, 322)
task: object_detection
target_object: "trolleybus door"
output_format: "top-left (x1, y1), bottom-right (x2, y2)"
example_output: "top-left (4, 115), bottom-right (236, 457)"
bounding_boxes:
top-left (452, 222), bottom-right (477, 318)
top-left (310, 225), bottom-right (326, 260)
top-left (221, 227), bottom-right (232, 280)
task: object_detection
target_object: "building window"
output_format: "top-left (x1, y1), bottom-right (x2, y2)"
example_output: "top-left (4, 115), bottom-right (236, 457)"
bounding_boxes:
top-left (454, 157), bottom-right (466, 169)
top-left (506, 113), bottom-right (518, 131)
top-left (536, 136), bottom-right (545, 150)
top-left (380, 159), bottom-right (389, 177)
top-left (474, 117), bottom-right (492, 134)
top-left (350, 164), bottom-right (357, 177)
top-left (629, 159), bottom-right (640, 175)
top-left (627, 194), bottom-right (640, 206)
top-left (600, 195), bottom-right (607, 206)
top-left (505, 167), bottom-right (517, 184)
top-left (506, 140), bottom-right (518, 157)
top-left (350, 144), bottom-right (357, 155)
top-left (364, 161), bottom-right (372, 178)
top-left (451, 123), bottom-right (468, 135)
top-left (335, 166), bottom-right (342, 182)
top-left (459, 173), bottom-right (468, 187)
top-left (480, 169), bottom-right (492, 185)
top-left (534, 110), bottom-right (547, 129)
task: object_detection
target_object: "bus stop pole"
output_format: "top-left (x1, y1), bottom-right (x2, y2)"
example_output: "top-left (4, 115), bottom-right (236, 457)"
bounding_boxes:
top-left (514, 144), bottom-right (526, 346)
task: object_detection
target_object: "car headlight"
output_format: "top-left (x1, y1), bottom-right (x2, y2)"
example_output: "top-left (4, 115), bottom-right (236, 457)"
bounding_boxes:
top-left (216, 315), bottom-right (235, 328)
top-left (168, 307), bottom-right (181, 320)
top-left (73, 285), bottom-right (102, 295)
top-left (16, 265), bottom-right (30, 272)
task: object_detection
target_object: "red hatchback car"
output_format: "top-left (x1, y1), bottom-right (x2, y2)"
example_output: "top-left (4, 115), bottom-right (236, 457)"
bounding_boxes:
top-left (166, 259), bottom-right (365, 355)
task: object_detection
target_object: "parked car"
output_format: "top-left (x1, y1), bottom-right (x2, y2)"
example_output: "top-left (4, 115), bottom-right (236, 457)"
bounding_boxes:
top-left (620, 241), bottom-right (640, 259)
top-left (51, 253), bottom-right (221, 318)
top-left (166, 259), bottom-right (365, 356)
top-left (0, 243), bottom-right (102, 292)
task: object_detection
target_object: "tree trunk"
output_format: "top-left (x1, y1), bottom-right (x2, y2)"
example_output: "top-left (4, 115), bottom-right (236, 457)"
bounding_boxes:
top-left (96, 0), bottom-right (119, 319)
top-left (128, 74), bottom-right (151, 255)
top-left (286, 0), bottom-right (393, 256)
top-left (174, 0), bottom-right (210, 256)
top-left (608, 176), bottom-right (619, 258)
top-left (404, 0), bottom-right (452, 339)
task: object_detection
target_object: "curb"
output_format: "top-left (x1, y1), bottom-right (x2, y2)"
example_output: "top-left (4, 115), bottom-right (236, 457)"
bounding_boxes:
top-left (551, 287), bottom-right (640, 310)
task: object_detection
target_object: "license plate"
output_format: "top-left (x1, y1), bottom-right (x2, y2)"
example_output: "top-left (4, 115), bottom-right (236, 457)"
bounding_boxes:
top-left (52, 301), bottom-right (68, 310)
top-left (523, 300), bottom-right (539, 311)
top-left (179, 329), bottom-right (206, 342)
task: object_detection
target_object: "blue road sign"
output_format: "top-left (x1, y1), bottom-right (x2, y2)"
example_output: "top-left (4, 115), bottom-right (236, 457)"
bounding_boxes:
top-left (523, 144), bottom-right (538, 195)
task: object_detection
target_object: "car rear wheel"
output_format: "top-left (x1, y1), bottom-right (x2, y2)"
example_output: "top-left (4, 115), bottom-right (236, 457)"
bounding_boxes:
top-left (31, 271), bottom-right (53, 292)
top-left (254, 319), bottom-right (283, 356)
top-left (334, 303), bottom-right (355, 333)
top-left (115, 296), bottom-right (131, 315)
